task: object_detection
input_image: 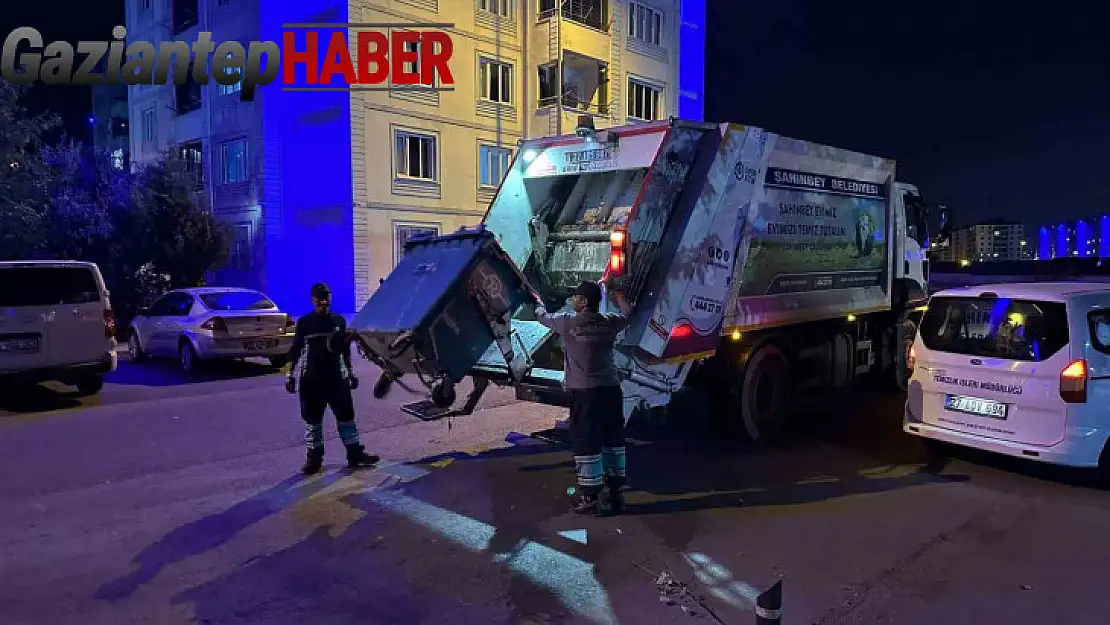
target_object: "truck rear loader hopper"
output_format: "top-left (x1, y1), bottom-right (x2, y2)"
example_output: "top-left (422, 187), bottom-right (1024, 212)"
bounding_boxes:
top-left (344, 117), bottom-right (932, 441)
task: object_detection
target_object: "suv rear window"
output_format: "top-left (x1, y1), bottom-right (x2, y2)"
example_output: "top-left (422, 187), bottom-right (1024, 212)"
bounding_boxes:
top-left (199, 291), bottom-right (275, 311)
top-left (0, 266), bottom-right (100, 307)
top-left (919, 295), bottom-right (1069, 362)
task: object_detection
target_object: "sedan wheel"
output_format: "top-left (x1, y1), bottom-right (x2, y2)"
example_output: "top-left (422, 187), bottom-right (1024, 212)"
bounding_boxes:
top-left (179, 341), bottom-right (200, 373)
top-left (128, 330), bottom-right (146, 362)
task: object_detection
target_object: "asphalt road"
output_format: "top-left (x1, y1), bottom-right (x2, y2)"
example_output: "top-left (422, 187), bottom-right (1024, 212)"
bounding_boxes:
top-left (3, 356), bottom-right (1110, 624)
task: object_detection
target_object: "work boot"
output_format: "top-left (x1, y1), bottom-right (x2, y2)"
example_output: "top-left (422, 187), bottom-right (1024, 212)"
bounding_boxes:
top-left (302, 449), bottom-right (324, 475)
top-left (604, 476), bottom-right (626, 515)
top-left (346, 444), bottom-right (380, 469)
top-left (570, 492), bottom-right (600, 515)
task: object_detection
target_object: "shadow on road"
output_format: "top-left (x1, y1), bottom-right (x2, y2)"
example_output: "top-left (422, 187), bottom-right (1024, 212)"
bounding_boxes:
top-left (95, 472), bottom-right (346, 603)
top-left (0, 382), bottom-right (85, 414)
top-left (107, 358), bottom-right (279, 387)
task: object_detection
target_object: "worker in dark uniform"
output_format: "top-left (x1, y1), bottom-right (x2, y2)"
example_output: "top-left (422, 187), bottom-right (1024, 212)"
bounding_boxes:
top-left (285, 282), bottom-right (379, 475)
top-left (533, 279), bottom-right (631, 515)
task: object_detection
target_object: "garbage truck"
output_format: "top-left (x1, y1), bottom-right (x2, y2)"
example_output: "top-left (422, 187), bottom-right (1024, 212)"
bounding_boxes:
top-left (348, 118), bottom-right (932, 442)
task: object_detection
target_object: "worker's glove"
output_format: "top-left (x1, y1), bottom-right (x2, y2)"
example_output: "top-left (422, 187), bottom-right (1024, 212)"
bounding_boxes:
top-left (285, 375), bottom-right (296, 394)
top-left (349, 375), bottom-right (360, 390)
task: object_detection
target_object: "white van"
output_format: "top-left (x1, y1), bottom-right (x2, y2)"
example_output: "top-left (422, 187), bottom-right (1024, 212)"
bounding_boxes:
top-left (904, 282), bottom-right (1110, 476)
top-left (0, 261), bottom-right (118, 396)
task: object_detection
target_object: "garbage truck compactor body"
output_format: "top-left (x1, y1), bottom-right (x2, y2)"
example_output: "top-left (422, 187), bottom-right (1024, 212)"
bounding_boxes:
top-left (360, 119), bottom-right (932, 441)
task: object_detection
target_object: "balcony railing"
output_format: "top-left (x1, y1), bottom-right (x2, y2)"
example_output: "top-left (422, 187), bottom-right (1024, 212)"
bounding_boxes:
top-left (539, 0), bottom-right (610, 33)
top-left (538, 93), bottom-right (610, 116)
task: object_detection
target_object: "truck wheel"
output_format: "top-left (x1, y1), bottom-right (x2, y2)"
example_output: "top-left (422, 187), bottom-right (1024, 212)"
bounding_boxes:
top-left (737, 344), bottom-right (792, 443)
top-left (75, 375), bottom-right (104, 396)
top-left (894, 317), bottom-right (917, 392)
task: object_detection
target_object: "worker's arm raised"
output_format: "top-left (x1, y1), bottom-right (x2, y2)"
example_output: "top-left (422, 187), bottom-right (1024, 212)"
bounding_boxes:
top-left (532, 290), bottom-right (569, 334)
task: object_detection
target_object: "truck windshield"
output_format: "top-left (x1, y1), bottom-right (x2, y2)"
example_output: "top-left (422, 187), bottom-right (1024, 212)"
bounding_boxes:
top-left (904, 191), bottom-right (929, 248)
top-left (919, 296), bottom-right (1068, 362)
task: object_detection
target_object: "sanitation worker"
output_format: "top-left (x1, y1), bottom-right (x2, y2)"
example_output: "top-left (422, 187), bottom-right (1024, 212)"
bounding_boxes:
top-left (285, 282), bottom-right (379, 475)
top-left (533, 279), bottom-right (631, 515)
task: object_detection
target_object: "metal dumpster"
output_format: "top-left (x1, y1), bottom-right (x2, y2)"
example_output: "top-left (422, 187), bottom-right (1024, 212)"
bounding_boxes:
top-left (349, 225), bottom-right (532, 406)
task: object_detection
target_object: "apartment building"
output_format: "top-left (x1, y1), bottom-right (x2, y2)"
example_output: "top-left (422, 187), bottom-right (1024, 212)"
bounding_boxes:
top-left (942, 220), bottom-right (1024, 264)
top-left (126, 0), bottom-right (706, 315)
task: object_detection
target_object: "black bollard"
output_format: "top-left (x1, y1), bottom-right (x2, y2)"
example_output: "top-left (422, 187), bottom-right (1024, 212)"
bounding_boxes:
top-left (755, 579), bottom-right (782, 624)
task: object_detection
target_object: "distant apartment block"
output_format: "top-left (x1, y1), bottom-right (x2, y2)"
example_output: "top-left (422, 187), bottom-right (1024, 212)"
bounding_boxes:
top-left (937, 220), bottom-right (1024, 264)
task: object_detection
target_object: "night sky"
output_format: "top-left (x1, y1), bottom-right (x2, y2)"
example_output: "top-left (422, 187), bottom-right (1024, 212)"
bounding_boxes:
top-left (707, 0), bottom-right (1110, 229)
top-left (5, 1), bottom-right (1107, 229)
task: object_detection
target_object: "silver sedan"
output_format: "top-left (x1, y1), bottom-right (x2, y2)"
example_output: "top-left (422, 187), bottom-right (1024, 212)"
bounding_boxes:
top-left (127, 287), bottom-right (296, 372)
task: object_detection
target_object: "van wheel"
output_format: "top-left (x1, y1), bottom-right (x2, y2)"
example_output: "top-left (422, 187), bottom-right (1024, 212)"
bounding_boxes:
top-left (128, 330), bottom-right (147, 363)
top-left (75, 375), bottom-right (104, 396)
top-left (179, 341), bottom-right (201, 373)
top-left (736, 343), bottom-right (792, 443)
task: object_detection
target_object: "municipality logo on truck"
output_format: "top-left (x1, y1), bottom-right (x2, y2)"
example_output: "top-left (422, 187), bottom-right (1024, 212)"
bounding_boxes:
top-left (1, 23), bottom-right (456, 101)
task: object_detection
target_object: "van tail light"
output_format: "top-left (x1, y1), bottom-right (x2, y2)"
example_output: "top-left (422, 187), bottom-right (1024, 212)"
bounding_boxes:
top-left (907, 344), bottom-right (916, 370)
top-left (103, 309), bottom-right (116, 338)
top-left (201, 317), bottom-right (228, 332)
top-left (605, 228), bottom-right (627, 277)
top-left (285, 314), bottom-right (296, 328)
top-left (1060, 359), bottom-right (1088, 403)
top-left (670, 322), bottom-right (694, 340)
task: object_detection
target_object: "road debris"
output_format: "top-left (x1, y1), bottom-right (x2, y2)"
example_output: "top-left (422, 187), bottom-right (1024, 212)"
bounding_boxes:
top-left (635, 563), bottom-right (728, 623)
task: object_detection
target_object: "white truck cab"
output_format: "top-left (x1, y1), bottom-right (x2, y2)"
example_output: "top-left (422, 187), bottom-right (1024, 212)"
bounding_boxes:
top-left (904, 282), bottom-right (1110, 475)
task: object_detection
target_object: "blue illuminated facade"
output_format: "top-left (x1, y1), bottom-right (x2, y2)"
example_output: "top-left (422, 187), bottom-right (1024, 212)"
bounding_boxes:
top-left (677, 0), bottom-right (706, 121)
top-left (1038, 217), bottom-right (1107, 259)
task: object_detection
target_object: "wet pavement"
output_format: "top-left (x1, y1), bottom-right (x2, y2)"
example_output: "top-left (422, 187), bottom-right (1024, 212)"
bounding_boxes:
top-left (3, 357), bottom-right (1110, 624)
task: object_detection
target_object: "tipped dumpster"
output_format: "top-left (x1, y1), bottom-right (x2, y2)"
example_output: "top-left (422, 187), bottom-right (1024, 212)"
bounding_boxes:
top-left (348, 225), bottom-right (534, 416)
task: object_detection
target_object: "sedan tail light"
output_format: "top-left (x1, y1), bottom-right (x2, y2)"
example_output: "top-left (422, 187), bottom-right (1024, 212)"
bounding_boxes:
top-left (1060, 359), bottom-right (1088, 403)
top-left (201, 317), bottom-right (228, 332)
top-left (103, 309), bottom-right (116, 338)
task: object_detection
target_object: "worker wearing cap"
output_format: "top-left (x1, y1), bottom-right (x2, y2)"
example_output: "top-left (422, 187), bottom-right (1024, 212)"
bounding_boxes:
top-left (533, 279), bottom-right (631, 515)
top-left (285, 282), bottom-right (379, 475)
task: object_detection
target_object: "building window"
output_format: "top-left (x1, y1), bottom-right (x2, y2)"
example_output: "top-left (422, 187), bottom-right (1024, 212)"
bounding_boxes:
top-left (218, 51), bottom-right (241, 95)
top-left (628, 3), bottom-right (663, 45)
top-left (394, 223), bottom-right (440, 265)
top-left (230, 224), bottom-right (251, 270)
top-left (142, 107), bottom-right (156, 143)
top-left (140, 0), bottom-right (152, 11)
top-left (394, 131), bottom-right (436, 181)
top-left (478, 145), bottom-right (511, 188)
top-left (537, 63), bottom-right (558, 105)
top-left (172, 0), bottom-right (198, 33)
top-left (111, 149), bottom-right (125, 170)
top-left (179, 140), bottom-right (203, 184)
top-left (479, 0), bottom-right (510, 17)
top-left (627, 79), bottom-right (661, 121)
top-left (218, 0), bottom-right (230, 5)
top-left (220, 138), bottom-right (247, 184)
top-left (395, 36), bottom-right (439, 85)
top-left (478, 58), bottom-right (512, 104)
top-left (175, 77), bottom-right (202, 114)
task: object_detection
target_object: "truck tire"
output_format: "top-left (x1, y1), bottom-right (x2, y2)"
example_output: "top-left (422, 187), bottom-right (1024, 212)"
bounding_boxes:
top-left (893, 316), bottom-right (917, 392)
top-left (736, 343), bottom-right (792, 443)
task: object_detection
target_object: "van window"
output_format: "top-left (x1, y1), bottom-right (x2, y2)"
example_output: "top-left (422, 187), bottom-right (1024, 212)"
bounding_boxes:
top-left (1088, 310), bottom-right (1110, 355)
top-left (199, 291), bottom-right (275, 311)
top-left (0, 266), bottom-right (100, 307)
top-left (919, 296), bottom-right (1069, 362)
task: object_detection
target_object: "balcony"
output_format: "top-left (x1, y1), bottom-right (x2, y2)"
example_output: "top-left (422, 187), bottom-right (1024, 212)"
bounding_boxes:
top-left (539, 0), bottom-right (610, 32)
top-left (535, 53), bottom-right (613, 134)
